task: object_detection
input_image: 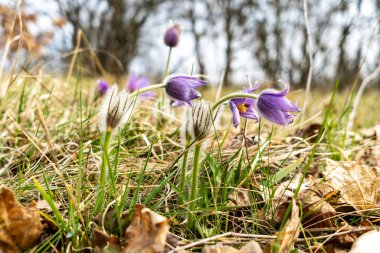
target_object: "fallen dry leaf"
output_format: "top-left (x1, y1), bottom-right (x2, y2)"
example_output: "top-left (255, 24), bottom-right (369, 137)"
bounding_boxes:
top-left (93, 228), bottom-right (121, 253)
top-left (272, 174), bottom-right (336, 231)
top-left (275, 200), bottom-right (300, 253)
top-left (203, 240), bottom-right (262, 253)
top-left (122, 205), bottom-right (169, 253)
top-left (228, 189), bottom-right (251, 207)
top-left (0, 186), bottom-right (43, 253)
top-left (323, 159), bottom-right (380, 212)
top-left (349, 230), bottom-right (380, 253)
top-left (298, 188), bottom-right (336, 229)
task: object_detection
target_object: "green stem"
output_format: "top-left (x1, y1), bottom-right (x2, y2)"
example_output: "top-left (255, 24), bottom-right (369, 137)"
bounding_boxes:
top-left (129, 83), bottom-right (166, 98)
top-left (94, 129), bottom-right (112, 214)
top-left (188, 144), bottom-right (202, 226)
top-left (180, 145), bottom-right (189, 193)
top-left (164, 47), bottom-right (173, 78)
top-left (211, 93), bottom-right (258, 112)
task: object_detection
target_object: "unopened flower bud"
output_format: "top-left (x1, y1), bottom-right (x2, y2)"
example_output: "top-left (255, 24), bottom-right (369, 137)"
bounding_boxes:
top-left (182, 100), bottom-right (213, 141)
top-left (98, 85), bottom-right (137, 133)
top-left (164, 23), bottom-right (181, 47)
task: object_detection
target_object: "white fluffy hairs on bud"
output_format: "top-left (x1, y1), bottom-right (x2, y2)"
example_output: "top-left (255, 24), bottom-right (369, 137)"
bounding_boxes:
top-left (98, 85), bottom-right (137, 134)
top-left (180, 107), bottom-right (194, 146)
top-left (180, 100), bottom-right (216, 147)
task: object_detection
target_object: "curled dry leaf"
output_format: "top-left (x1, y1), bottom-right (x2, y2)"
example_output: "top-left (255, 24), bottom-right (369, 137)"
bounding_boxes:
top-left (122, 205), bottom-right (169, 253)
top-left (93, 228), bottom-right (121, 253)
top-left (323, 159), bottom-right (380, 212)
top-left (275, 200), bottom-right (300, 253)
top-left (228, 189), bottom-right (251, 207)
top-left (203, 240), bottom-right (262, 253)
top-left (0, 186), bottom-right (43, 253)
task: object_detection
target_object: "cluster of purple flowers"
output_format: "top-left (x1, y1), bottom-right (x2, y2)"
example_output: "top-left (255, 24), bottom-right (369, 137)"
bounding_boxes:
top-left (229, 80), bottom-right (300, 127)
top-left (97, 21), bottom-right (300, 130)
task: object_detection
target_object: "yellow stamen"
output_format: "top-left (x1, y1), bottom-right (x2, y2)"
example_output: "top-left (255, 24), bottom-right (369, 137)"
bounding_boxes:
top-left (237, 103), bottom-right (247, 113)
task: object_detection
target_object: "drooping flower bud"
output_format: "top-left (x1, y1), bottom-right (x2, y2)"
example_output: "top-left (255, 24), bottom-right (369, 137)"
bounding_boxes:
top-left (98, 85), bottom-right (137, 133)
top-left (165, 75), bottom-right (207, 107)
top-left (256, 80), bottom-right (300, 125)
top-left (164, 23), bottom-right (181, 47)
top-left (182, 100), bottom-right (213, 141)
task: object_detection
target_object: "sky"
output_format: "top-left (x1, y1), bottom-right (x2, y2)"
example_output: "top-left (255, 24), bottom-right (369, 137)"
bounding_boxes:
top-left (0, 0), bottom-right (379, 85)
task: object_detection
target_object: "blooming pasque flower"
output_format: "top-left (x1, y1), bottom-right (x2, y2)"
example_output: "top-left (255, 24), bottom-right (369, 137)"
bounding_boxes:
top-left (126, 72), bottom-right (154, 99)
top-left (99, 85), bottom-right (137, 133)
top-left (98, 80), bottom-right (110, 97)
top-left (229, 84), bottom-right (259, 128)
top-left (165, 75), bottom-right (207, 107)
top-left (256, 80), bottom-right (300, 125)
top-left (164, 23), bottom-right (181, 47)
top-left (182, 100), bottom-right (213, 142)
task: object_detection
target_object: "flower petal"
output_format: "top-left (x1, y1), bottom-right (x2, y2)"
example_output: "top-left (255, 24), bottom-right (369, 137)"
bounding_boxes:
top-left (258, 95), bottom-right (300, 112)
top-left (229, 100), bottom-right (240, 128)
top-left (230, 97), bottom-right (247, 106)
top-left (126, 72), bottom-right (139, 91)
top-left (240, 111), bottom-right (258, 122)
top-left (166, 80), bottom-right (201, 102)
top-left (257, 102), bottom-right (290, 125)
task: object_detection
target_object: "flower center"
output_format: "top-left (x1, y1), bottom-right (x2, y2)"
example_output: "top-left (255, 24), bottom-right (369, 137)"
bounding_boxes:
top-left (237, 103), bottom-right (247, 113)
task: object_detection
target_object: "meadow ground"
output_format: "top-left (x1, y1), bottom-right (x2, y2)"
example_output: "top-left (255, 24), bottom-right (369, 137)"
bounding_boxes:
top-left (1, 75), bottom-right (380, 252)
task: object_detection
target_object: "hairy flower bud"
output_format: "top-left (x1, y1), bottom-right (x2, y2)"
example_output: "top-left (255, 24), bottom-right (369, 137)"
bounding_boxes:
top-left (182, 100), bottom-right (213, 142)
top-left (98, 85), bottom-right (137, 133)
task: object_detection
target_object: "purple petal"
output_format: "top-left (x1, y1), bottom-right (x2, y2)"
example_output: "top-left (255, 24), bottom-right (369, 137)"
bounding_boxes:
top-left (258, 95), bottom-right (300, 112)
top-left (165, 80), bottom-right (201, 102)
top-left (240, 111), bottom-right (258, 122)
top-left (164, 24), bottom-right (181, 47)
top-left (229, 100), bottom-right (240, 128)
top-left (127, 73), bottom-right (139, 91)
top-left (170, 76), bottom-right (207, 88)
top-left (98, 79), bottom-right (110, 96)
top-left (257, 102), bottom-right (291, 125)
top-left (135, 77), bottom-right (149, 89)
top-left (230, 97), bottom-right (247, 106)
top-left (171, 100), bottom-right (186, 107)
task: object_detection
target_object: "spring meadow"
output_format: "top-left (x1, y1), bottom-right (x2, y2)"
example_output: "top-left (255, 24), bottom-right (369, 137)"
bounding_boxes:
top-left (1, 0), bottom-right (380, 252)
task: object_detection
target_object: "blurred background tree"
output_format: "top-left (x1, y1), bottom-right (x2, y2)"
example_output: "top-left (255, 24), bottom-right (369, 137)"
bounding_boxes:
top-left (0, 0), bottom-right (378, 88)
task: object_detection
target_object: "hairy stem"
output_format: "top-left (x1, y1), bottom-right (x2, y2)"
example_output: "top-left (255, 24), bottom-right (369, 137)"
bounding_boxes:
top-left (180, 145), bottom-right (189, 193)
top-left (129, 83), bottom-right (166, 98)
top-left (94, 129), bottom-right (112, 214)
top-left (188, 144), bottom-right (202, 227)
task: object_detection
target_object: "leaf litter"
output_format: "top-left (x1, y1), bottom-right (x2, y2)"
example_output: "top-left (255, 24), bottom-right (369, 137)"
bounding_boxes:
top-left (0, 186), bottom-right (44, 253)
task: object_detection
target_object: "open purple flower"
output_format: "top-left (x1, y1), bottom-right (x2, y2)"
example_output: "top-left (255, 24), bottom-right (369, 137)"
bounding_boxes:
top-left (164, 23), bottom-right (181, 47)
top-left (126, 72), bottom-right (154, 99)
top-left (98, 80), bottom-right (110, 97)
top-left (165, 75), bottom-right (207, 107)
top-left (229, 85), bottom-right (259, 128)
top-left (256, 80), bottom-right (300, 125)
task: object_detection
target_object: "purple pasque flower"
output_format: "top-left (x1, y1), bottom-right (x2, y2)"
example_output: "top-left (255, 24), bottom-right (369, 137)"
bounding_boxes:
top-left (256, 80), bottom-right (300, 125)
top-left (164, 23), bottom-right (181, 47)
top-left (126, 72), bottom-right (154, 99)
top-left (98, 79), bottom-right (110, 97)
top-left (165, 75), bottom-right (207, 107)
top-left (229, 85), bottom-right (259, 128)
